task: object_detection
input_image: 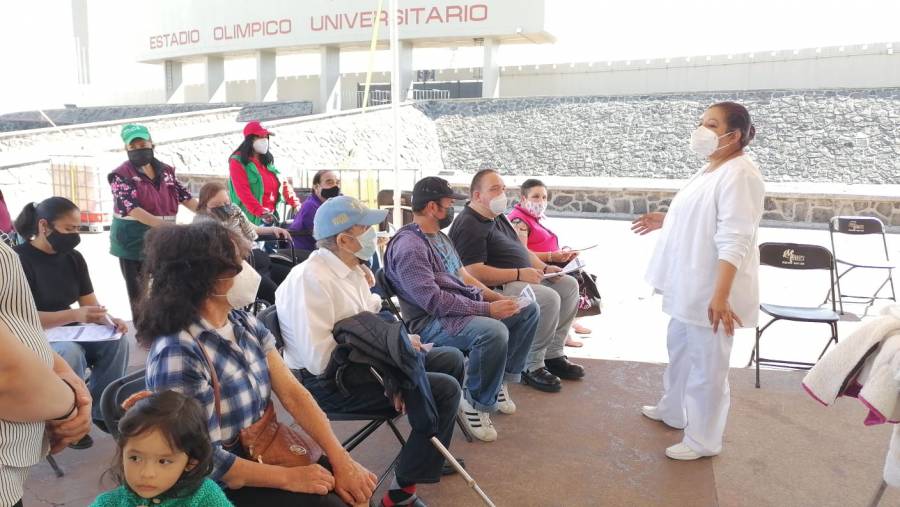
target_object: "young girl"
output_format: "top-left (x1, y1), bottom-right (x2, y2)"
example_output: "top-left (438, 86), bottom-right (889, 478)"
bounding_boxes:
top-left (92, 390), bottom-right (233, 506)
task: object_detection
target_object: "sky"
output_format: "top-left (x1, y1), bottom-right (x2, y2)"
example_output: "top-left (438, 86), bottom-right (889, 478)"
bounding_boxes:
top-left (0, 0), bottom-right (897, 114)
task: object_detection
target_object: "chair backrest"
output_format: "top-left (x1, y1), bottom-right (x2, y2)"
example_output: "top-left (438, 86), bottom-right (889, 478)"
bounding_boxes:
top-left (257, 305), bottom-right (284, 351)
top-left (829, 216), bottom-right (891, 261)
top-left (759, 242), bottom-right (834, 271)
top-left (99, 368), bottom-right (147, 440)
top-left (374, 268), bottom-right (397, 298)
top-left (830, 216), bottom-right (885, 236)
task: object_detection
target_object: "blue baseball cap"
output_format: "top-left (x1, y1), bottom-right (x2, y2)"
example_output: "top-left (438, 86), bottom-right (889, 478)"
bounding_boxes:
top-left (313, 195), bottom-right (388, 240)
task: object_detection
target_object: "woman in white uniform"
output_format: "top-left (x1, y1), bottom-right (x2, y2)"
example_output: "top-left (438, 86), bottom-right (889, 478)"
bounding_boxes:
top-left (632, 101), bottom-right (765, 461)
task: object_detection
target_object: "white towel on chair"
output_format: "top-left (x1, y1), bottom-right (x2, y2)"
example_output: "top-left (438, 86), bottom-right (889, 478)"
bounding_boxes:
top-left (803, 305), bottom-right (900, 425)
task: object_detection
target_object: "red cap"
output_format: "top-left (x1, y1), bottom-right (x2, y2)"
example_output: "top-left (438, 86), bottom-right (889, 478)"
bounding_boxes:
top-left (243, 121), bottom-right (272, 138)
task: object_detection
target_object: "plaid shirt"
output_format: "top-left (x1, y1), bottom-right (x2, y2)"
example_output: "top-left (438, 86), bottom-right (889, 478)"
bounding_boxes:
top-left (385, 223), bottom-right (491, 335)
top-left (146, 310), bottom-right (277, 482)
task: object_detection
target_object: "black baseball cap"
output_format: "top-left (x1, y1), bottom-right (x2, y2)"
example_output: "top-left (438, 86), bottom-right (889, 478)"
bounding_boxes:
top-left (411, 176), bottom-right (468, 210)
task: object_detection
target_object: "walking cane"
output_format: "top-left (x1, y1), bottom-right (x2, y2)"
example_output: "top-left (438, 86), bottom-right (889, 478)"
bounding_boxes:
top-left (867, 479), bottom-right (887, 507)
top-left (369, 368), bottom-right (496, 507)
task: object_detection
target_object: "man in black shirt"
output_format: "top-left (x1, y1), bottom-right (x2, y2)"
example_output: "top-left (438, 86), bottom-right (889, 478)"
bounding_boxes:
top-left (450, 169), bottom-right (584, 392)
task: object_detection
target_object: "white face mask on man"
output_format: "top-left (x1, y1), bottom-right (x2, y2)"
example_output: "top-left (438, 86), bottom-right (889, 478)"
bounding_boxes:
top-left (343, 227), bottom-right (378, 261)
top-left (214, 261), bottom-right (261, 309)
top-left (487, 194), bottom-right (508, 215)
top-left (689, 126), bottom-right (738, 158)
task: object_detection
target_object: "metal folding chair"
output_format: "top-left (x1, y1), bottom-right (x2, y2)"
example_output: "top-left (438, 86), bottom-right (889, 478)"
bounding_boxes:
top-left (99, 368), bottom-right (148, 440)
top-left (749, 243), bottom-right (840, 388)
top-left (825, 216), bottom-right (896, 314)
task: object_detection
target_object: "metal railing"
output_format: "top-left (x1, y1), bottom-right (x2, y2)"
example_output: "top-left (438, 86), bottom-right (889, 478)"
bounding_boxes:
top-left (350, 88), bottom-right (451, 108)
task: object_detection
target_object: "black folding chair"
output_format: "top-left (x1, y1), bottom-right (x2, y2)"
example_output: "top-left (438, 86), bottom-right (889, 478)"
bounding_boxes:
top-left (256, 305), bottom-right (408, 494)
top-left (825, 216), bottom-right (896, 314)
top-left (99, 368), bottom-right (148, 440)
top-left (749, 243), bottom-right (840, 388)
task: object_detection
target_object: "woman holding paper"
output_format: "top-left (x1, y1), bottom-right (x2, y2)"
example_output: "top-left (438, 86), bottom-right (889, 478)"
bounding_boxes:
top-left (13, 197), bottom-right (129, 449)
top-left (632, 102), bottom-right (764, 461)
top-left (508, 179), bottom-right (596, 347)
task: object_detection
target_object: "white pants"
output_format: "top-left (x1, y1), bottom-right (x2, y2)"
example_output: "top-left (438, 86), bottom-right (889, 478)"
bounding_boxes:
top-left (656, 318), bottom-right (734, 455)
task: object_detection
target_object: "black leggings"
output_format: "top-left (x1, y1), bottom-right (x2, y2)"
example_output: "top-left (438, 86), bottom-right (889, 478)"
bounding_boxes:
top-left (249, 249), bottom-right (279, 304)
top-left (224, 488), bottom-right (347, 506)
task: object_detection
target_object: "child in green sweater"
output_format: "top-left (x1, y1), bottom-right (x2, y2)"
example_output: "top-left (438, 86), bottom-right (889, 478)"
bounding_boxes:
top-left (91, 390), bottom-right (233, 507)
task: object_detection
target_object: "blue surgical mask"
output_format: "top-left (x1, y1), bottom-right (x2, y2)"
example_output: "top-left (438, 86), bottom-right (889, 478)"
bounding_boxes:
top-left (347, 227), bottom-right (377, 261)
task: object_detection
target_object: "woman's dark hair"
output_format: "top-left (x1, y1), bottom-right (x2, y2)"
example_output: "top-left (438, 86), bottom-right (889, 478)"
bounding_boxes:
top-left (106, 390), bottom-right (213, 499)
top-left (312, 170), bottom-right (335, 187)
top-left (196, 181), bottom-right (228, 213)
top-left (710, 101), bottom-right (756, 148)
top-left (14, 197), bottom-right (79, 239)
top-left (520, 178), bottom-right (547, 197)
top-left (234, 135), bottom-right (274, 166)
top-left (135, 221), bottom-right (249, 347)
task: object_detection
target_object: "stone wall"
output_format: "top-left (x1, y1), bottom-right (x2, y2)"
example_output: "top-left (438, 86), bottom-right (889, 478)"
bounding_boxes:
top-left (417, 88), bottom-right (900, 185)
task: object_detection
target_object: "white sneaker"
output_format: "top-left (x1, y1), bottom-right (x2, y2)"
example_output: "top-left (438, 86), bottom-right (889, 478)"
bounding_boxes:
top-left (665, 443), bottom-right (705, 461)
top-left (497, 384), bottom-right (516, 415)
top-left (458, 398), bottom-right (497, 442)
top-left (641, 405), bottom-right (662, 421)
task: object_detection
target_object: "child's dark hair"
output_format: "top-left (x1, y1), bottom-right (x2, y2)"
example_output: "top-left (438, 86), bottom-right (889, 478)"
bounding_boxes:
top-left (107, 390), bottom-right (213, 499)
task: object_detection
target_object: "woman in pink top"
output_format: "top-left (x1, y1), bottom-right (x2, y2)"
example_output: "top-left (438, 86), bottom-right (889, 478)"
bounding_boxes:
top-left (508, 179), bottom-right (592, 347)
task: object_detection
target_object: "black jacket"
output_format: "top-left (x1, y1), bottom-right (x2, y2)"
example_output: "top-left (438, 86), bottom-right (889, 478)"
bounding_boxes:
top-left (321, 311), bottom-right (439, 435)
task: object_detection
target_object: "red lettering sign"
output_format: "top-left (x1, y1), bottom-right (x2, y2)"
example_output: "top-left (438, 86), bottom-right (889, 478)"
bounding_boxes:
top-left (310, 3), bottom-right (489, 32)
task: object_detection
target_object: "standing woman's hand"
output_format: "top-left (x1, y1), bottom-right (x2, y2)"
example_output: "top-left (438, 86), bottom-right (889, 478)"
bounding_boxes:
top-left (631, 212), bottom-right (666, 235)
top-left (707, 295), bottom-right (743, 337)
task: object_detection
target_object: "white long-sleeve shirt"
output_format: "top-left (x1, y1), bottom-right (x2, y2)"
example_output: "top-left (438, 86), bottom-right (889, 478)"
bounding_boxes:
top-left (645, 154), bottom-right (765, 328)
top-left (275, 249), bottom-right (382, 374)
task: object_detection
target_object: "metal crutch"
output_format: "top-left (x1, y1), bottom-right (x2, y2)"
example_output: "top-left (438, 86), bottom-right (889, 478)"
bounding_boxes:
top-left (369, 368), bottom-right (496, 507)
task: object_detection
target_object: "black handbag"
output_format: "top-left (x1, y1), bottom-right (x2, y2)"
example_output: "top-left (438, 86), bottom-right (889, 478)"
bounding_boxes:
top-left (573, 270), bottom-right (602, 317)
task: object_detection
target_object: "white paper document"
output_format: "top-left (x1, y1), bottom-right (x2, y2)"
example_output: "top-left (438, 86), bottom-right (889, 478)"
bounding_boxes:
top-left (46, 324), bottom-right (123, 343)
top-left (517, 285), bottom-right (538, 309)
top-left (543, 257), bottom-right (586, 279)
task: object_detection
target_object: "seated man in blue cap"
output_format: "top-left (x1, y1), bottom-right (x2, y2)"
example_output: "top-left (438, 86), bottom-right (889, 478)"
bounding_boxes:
top-left (276, 195), bottom-right (463, 507)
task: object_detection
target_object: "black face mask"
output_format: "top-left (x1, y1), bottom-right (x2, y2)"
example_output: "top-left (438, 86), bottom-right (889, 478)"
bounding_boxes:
top-left (46, 228), bottom-right (81, 254)
top-left (127, 148), bottom-right (154, 167)
top-left (437, 204), bottom-right (455, 229)
top-left (320, 186), bottom-right (341, 200)
top-left (210, 204), bottom-right (236, 220)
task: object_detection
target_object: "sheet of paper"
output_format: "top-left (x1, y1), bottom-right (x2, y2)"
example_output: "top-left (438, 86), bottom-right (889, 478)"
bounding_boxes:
top-left (517, 284), bottom-right (538, 309)
top-left (543, 257), bottom-right (586, 279)
top-left (46, 324), bottom-right (123, 343)
top-left (565, 243), bottom-right (599, 252)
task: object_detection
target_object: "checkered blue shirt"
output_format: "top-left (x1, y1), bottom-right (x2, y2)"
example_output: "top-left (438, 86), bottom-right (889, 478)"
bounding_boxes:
top-left (146, 310), bottom-right (277, 482)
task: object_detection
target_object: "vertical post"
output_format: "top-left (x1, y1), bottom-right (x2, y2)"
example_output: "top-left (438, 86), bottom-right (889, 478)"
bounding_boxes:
top-left (482, 38), bottom-right (500, 98)
top-left (164, 60), bottom-right (183, 103)
top-left (256, 50), bottom-right (278, 102)
top-left (320, 46), bottom-right (341, 112)
top-left (389, 0), bottom-right (402, 228)
top-left (204, 55), bottom-right (226, 102)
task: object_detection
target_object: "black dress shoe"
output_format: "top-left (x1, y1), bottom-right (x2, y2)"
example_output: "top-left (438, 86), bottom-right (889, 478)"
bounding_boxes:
top-left (68, 434), bottom-right (94, 450)
top-left (522, 367), bottom-right (562, 392)
top-left (545, 356), bottom-right (585, 380)
top-left (442, 457), bottom-right (465, 476)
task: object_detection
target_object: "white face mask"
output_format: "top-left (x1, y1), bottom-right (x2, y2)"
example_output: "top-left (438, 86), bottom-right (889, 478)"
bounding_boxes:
top-left (215, 260), bottom-right (261, 309)
top-left (523, 200), bottom-right (547, 218)
top-left (690, 126), bottom-right (737, 158)
top-left (487, 194), bottom-right (508, 215)
top-left (252, 138), bottom-right (269, 155)
top-left (344, 227), bottom-right (377, 261)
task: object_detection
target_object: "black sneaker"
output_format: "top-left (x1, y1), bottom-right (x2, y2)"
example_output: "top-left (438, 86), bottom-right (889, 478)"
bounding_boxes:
top-left (545, 356), bottom-right (585, 380)
top-left (68, 434), bottom-right (94, 450)
top-left (522, 367), bottom-right (562, 392)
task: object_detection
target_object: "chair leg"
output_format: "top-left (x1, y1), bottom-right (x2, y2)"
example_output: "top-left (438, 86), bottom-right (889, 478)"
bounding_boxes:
top-left (835, 265), bottom-right (847, 314)
top-left (46, 455), bottom-right (64, 478)
top-left (386, 419), bottom-right (407, 446)
top-left (456, 413), bottom-right (473, 443)
top-left (889, 270), bottom-right (896, 302)
top-left (755, 327), bottom-right (761, 389)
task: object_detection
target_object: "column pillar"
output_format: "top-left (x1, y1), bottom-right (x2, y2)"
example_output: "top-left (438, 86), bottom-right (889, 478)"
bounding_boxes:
top-left (256, 50), bottom-right (278, 102)
top-left (319, 45), bottom-right (341, 113)
top-left (164, 60), bottom-right (184, 103)
top-left (204, 55), bottom-right (226, 102)
top-left (482, 38), bottom-right (500, 98)
top-left (398, 41), bottom-right (413, 101)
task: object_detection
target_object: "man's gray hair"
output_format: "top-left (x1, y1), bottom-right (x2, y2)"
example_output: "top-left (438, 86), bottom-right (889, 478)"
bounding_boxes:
top-left (316, 235), bottom-right (340, 252)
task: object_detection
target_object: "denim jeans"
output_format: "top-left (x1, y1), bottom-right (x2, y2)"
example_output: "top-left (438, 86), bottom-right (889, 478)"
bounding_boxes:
top-left (52, 338), bottom-right (130, 423)
top-left (419, 302), bottom-right (539, 412)
top-left (298, 346), bottom-right (463, 485)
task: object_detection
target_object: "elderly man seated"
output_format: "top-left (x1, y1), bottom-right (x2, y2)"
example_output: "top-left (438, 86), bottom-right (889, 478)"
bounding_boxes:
top-left (449, 169), bottom-right (586, 393)
top-left (385, 177), bottom-right (539, 442)
top-left (276, 195), bottom-right (463, 507)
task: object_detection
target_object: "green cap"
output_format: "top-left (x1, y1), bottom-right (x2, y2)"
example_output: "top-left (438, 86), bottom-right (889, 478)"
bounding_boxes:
top-left (121, 124), bottom-right (151, 145)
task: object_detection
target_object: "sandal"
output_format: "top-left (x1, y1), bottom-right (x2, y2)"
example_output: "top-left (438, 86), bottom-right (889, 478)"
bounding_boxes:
top-left (572, 321), bottom-right (592, 335)
top-left (565, 334), bottom-right (584, 347)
